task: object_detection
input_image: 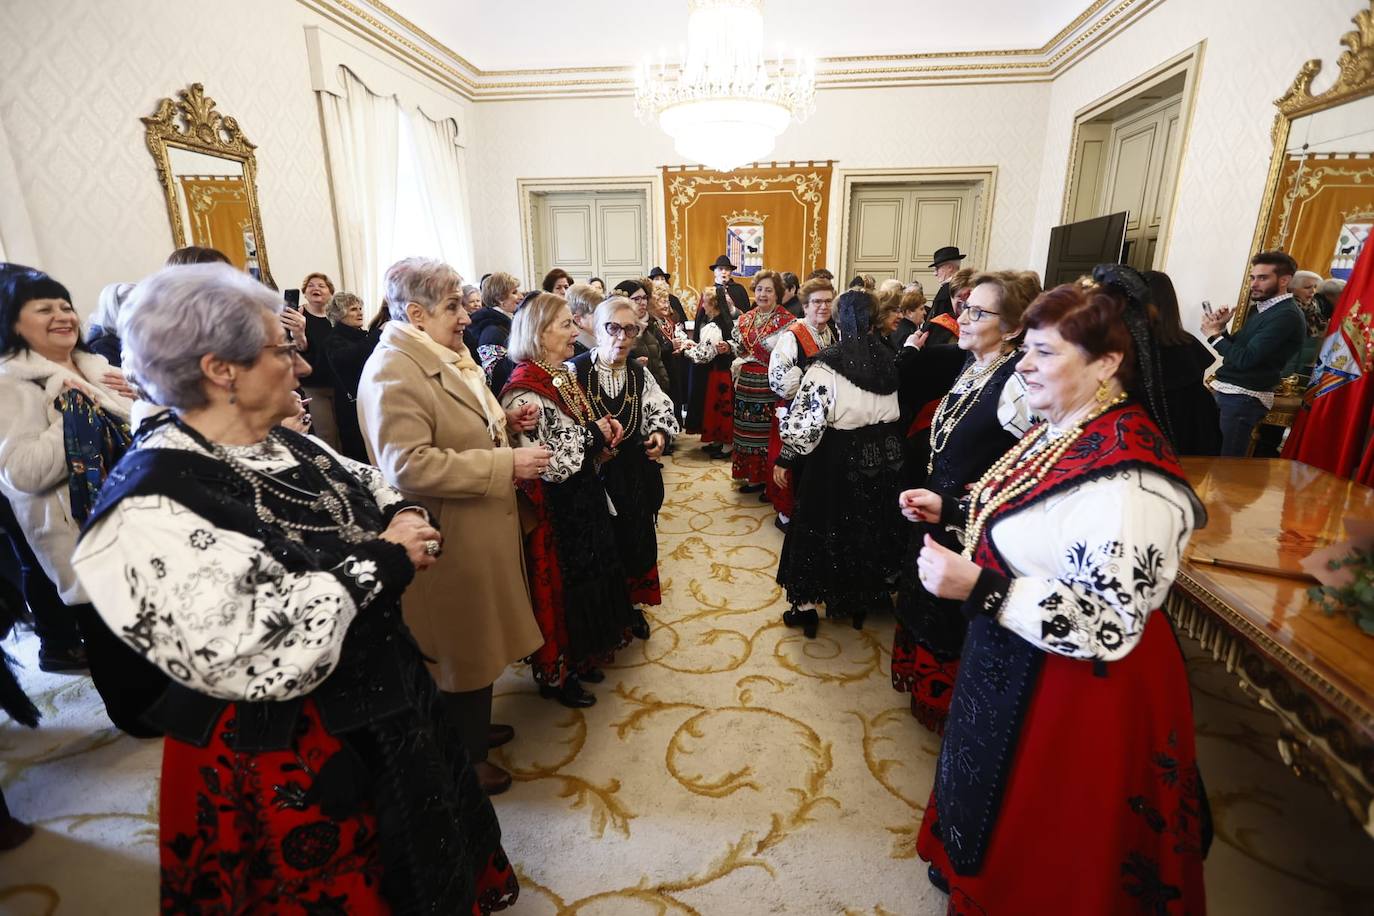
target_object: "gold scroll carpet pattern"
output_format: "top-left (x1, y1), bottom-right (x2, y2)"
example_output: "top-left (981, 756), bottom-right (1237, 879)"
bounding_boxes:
top-left (2, 437), bottom-right (1373, 914)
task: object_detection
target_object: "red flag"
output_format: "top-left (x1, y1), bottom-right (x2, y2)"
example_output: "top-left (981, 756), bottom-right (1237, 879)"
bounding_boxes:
top-left (1282, 241), bottom-right (1374, 480)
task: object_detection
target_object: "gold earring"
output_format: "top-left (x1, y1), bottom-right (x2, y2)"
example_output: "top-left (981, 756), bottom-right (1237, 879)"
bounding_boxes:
top-left (228, 379), bottom-right (238, 405)
top-left (1095, 379), bottom-right (1111, 404)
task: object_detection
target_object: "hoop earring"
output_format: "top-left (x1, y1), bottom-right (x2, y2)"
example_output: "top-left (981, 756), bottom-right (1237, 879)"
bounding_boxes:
top-left (1095, 379), bottom-right (1112, 405)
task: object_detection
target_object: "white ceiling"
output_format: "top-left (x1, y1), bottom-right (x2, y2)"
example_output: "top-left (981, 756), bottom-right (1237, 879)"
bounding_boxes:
top-left (391, 0), bottom-right (1095, 72)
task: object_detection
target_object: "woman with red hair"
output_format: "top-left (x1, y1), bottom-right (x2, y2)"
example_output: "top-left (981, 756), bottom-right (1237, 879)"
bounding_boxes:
top-left (903, 265), bottom-right (1209, 913)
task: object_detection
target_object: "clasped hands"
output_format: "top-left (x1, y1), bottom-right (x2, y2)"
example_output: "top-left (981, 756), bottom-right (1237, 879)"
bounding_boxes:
top-left (380, 510), bottom-right (442, 572)
top-left (1199, 304), bottom-right (1235, 337)
top-left (899, 488), bottom-right (981, 601)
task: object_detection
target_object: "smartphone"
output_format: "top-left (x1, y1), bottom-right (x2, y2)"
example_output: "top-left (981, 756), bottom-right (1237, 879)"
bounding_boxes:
top-left (284, 288), bottom-right (301, 310)
top-left (1202, 300), bottom-right (1212, 315)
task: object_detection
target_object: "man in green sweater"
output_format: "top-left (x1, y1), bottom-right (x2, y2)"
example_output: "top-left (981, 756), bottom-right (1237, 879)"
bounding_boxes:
top-left (1201, 250), bottom-right (1306, 456)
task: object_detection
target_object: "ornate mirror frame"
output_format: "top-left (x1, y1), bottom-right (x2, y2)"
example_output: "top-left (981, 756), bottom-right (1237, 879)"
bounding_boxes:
top-left (142, 83), bottom-right (275, 287)
top-left (1239, 0), bottom-right (1374, 326)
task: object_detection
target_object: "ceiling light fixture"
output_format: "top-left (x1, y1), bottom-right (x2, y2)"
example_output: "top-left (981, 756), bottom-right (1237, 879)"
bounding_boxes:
top-left (633, 0), bottom-right (816, 173)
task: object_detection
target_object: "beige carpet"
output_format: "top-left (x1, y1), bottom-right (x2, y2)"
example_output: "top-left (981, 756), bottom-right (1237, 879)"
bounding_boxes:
top-left (2, 436), bottom-right (1372, 914)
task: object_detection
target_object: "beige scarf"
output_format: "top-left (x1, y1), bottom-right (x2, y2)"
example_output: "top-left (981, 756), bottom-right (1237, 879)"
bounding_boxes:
top-left (394, 321), bottom-right (508, 446)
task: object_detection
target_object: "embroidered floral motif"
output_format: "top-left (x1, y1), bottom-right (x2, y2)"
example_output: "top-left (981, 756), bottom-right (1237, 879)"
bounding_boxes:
top-left (189, 529), bottom-right (216, 550)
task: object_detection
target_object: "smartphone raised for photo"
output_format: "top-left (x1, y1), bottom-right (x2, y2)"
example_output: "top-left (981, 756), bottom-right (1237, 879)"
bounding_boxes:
top-left (284, 288), bottom-right (301, 310)
top-left (1202, 300), bottom-right (1212, 314)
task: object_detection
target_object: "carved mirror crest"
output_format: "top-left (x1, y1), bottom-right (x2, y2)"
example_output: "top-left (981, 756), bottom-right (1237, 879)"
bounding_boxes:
top-left (143, 84), bottom-right (274, 286)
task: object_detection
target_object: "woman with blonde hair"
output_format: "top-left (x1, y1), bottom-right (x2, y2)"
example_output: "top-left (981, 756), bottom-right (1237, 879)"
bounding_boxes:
top-left (731, 269), bottom-right (793, 492)
top-left (500, 294), bottom-right (637, 707)
top-left (470, 271), bottom-right (521, 384)
top-left (684, 285), bottom-right (735, 458)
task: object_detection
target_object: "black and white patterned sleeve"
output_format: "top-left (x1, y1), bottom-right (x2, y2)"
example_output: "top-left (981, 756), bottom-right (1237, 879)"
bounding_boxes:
top-left (768, 330), bottom-right (802, 399)
top-left (729, 323), bottom-right (747, 358)
top-left (640, 371), bottom-right (680, 440)
top-left (70, 494), bottom-right (413, 702)
top-left (686, 323), bottom-right (722, 364)
top-left (501, 389), bottom-right (588, 483)
top-left (971, 470), bottom-right (1195, 662)
top-left (778, 364), bottom-right (836, 457)
top-left (996, 372), bottom-right (1035, 439)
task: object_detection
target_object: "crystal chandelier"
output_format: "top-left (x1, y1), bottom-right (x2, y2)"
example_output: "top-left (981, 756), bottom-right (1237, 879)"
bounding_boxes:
top-left (633, 0), bottom-right (816, 173)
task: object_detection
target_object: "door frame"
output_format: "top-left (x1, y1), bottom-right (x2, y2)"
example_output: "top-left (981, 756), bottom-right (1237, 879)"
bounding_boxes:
top-left (835, 166), bottom-right (998, 279)
top-left (517, 176), bottom-right (662, 288)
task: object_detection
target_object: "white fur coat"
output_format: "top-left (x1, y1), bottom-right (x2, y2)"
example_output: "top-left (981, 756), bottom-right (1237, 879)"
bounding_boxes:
top-left (0, 348), bottom-right (131, 604)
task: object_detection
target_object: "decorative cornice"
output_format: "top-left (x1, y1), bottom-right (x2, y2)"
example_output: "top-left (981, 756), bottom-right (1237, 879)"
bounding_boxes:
top-left (303, 0), bottom-right (1163, 101)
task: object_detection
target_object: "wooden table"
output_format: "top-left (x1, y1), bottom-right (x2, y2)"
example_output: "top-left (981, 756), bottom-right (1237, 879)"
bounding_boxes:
top-left (1167, 457), bottom-right (1374, 836)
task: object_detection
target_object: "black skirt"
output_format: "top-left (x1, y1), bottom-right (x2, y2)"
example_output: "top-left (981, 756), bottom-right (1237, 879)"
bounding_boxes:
top-left (599, 438), bottom-right (664, 581)
top-left (776, 422), bottom-right (906, 617)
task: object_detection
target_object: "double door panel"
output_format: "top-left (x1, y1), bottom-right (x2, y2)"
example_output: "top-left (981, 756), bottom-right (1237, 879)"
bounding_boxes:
top-left (847, 184), bottom-right (977, 291)
top-left (534, 191), bottom-right (649, 288)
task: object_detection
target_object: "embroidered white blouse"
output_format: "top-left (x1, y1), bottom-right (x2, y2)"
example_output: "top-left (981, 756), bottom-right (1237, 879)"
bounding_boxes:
top-left (685, 322), bottom-right (727, 365)
top-left (586, 357), bottom-right (681, 442)
top-left (983, 446), bottom-right (1198, 663)
top-left (70, 424), bottom-right (412, 702)
top-left (778, 363), bottom-right (901, 456)
top-left (768, 321), bottom-right (835, 400)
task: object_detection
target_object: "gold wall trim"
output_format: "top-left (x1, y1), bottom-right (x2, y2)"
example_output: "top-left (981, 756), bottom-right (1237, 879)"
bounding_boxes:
top-left (305, 0), bottom-right (1160, 101)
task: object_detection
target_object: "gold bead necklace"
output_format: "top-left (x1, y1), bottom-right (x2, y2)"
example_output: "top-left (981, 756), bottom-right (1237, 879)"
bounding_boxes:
top-left (532, 358), bottom-right (595, 424)
top-left (961, 392), bottom-right (1127, 557)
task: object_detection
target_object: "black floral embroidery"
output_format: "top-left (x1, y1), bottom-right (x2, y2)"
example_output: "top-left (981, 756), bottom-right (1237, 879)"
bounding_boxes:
top-left (1121, 852), bottom-right (1183, 915)
top-left (189, 529), bottom-right (216, 550)
top-left (151, 557), bottom-right (167, 578)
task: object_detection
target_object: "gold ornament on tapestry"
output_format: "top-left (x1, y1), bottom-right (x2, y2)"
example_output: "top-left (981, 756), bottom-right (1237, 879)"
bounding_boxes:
top-left (722, 209), bottom-right (769, 225)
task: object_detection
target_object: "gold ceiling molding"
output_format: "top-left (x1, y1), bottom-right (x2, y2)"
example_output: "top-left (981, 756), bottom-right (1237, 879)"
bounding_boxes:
top-left (305, 0), bottom-right (1161, 100)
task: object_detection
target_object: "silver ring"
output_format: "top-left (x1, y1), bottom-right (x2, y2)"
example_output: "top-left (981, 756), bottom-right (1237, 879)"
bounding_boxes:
top-left (423, 539), bottom-right (441, 557)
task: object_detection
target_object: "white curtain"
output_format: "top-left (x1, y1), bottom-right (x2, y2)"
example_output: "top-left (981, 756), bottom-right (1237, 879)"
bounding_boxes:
top-left (319, 67), bottom-right (400, 311)
top-left (407, 108), bottom-right (477, 280)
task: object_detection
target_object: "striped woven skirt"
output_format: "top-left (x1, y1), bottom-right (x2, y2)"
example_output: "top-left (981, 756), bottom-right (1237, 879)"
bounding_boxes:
top-left (732, 363), bottom-right (774, 484)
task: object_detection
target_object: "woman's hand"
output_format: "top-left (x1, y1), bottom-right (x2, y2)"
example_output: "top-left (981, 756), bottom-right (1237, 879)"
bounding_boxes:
top-left (594, 416), bottom-right (625, 449)
top-left (904, 330), bottom-right (929, 350)
top-left (645, 431), bottom-right (667, 460)
top-left (280, 308), bottom-right (308, 349)
top-left (101, 369), bottom-right (136, 400)
top-left (898, 488), bottom-right (942, 523)
top-left (917, 534), bottom-right (981, 600)
top-left (61, 376), bottom-right (100, 400)
top-left (772, 465), bottom-right (789, 490)
top-left (513, 445), bottom-right (553, 479)
top-left (714, 340), bottom-right (730, 354)
top-left (380, 511), bottom-right (443, 572)
top-left (281, 396), bottom-right (312, 434)
top-left (505, 403), bottom-right (538, 433)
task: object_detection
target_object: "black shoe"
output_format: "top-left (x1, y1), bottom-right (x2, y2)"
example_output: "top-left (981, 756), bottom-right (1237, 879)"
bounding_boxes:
top-left (703, 443), bottom-right (722, 457)
top-left (38, 644), bottom-right (88, 674)
top-left (711, 449), bottom-right (731, 461)
top-left (759, 491), bottom-right (771, 503)
top-left (852, 611), bottom-right (867, 631)
top-left (630, 608), bottom-right (651, 641)
top-left (579, 667), bottom-right (606, 684)
top-left (488, 723), bottom-right (515, 748)
top-left (927, 865), bottom-right (950, 894)
top-left (774, 516), bottom-right (788, 533)
top-left (539, 678), bottom-right (596, 708)
top-left (739, 483), bottom-right (764, 494)
top-left (782, 607), bottom-right (819, 639)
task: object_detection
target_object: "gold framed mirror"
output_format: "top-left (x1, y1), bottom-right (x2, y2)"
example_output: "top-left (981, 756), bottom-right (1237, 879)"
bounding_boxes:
top-left (143, 83), bottom-right (274, 286)
top-left (1240, 0), bottom-right (1374, 326)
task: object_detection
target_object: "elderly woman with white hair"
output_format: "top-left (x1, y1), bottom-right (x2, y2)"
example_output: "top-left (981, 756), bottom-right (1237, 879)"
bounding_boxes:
top-left (86, 281), bottom-right (134, 366)
top-left (1285, 268), bottom-right (1327, 377)
top-left (73, 262), bottom-right (520, 914)
top-left (357, 257), bottom-right (548, 796)
top-left (573, 295), bottom-right (679, 640)
top-left (500, 293), bottom-right (637, 708)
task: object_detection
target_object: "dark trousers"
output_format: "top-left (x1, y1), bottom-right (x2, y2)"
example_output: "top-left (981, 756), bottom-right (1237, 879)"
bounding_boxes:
top-left (0, 496), bottom-right (81, 652)
top-left (1214, 391), bottom-right (1269, 457)
top-left (441, 685), bottom-right (493, 765)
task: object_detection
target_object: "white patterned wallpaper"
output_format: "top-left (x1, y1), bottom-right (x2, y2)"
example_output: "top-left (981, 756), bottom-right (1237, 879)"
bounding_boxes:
top-left (0, 0), bottom-right (341, 312)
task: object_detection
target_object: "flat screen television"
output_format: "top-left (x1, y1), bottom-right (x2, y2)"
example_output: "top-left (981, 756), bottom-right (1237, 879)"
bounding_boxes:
top-left (1044, 211), bottom-right (1128, 287)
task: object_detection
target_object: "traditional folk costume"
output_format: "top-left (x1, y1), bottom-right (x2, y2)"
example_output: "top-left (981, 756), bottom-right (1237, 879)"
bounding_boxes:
top-left (891, 347), bottom-right (1032, 732)
top-left (916, 400), bottom-right (1208, 913)
top-left (765, 318), bottom-right (834, 518)
top-left (572, 352), bottom-right (679, 606)
top-left (775, 293), bottom-right (906, 632)
top-left (684, 317), bottom-right (734, 446)
top-left (730, 304), bottom-right (793, 485)
top-left (500, 361), bottom-right (637, 687)
top-left (71, 418), bottom-right (517, 915)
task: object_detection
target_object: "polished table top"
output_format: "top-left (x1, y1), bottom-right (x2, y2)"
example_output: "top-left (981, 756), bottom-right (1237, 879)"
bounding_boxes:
top-left (1179, 457), bottom-right (1374, 738)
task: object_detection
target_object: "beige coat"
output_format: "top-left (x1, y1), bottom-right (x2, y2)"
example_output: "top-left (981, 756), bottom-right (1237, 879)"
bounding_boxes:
top-left (357, 323), bottom-right (542, 692)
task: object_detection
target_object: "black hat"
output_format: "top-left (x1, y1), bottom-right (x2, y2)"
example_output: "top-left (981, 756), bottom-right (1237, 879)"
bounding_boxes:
top-left (649, 266), bottom-right (671, 280)
top-left (928, 246), bottom-right (966, 269)
top-left (709, 255), bottom-right (737, 271)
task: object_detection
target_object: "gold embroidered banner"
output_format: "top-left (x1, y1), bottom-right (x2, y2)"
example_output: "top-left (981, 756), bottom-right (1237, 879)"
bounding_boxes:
top-left (177, 175), bottom-right (254, 272)
top-left (663, 162), bottom-right (833, 305)
top-left (1263, 153), bottom-right (1374, 277)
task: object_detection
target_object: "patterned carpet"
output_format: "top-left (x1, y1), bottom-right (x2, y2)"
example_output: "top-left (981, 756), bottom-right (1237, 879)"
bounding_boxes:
top-left (1, 435), bottom-right (1372, 914)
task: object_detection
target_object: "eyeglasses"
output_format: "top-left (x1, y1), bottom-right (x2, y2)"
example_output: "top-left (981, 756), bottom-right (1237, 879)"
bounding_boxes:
top-left (962, 305), bottom-right (1001, 322)
top-left (264, 343), bottom-right (300, 359)
top-left (603, 321), bottom-right (642, 339)
top-left (629, 293), bottom-right (648, 303)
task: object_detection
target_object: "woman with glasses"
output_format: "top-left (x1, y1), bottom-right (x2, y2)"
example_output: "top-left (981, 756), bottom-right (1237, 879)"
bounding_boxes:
top-left (684, 286), bottom-right (735, 458)
top-left (730, 270), bottom-right (793, 494)
top-left (500, 294), bottom-right (637, 708)
top-left (574, 296), bottom-right (679, 642)
top-left (890, 271), bottom-right (1036, 732)
top-left (616, 279), bottom-right (672, 394)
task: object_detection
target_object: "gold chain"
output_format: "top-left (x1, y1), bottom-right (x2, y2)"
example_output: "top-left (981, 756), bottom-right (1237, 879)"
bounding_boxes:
top-left (587, 359), bottom-right (641, 434)
top-left (961, 392), bottom-right (1128, 557)
top-left (927, 349), bottom-right (1018, 475)
top-left (532, 359), bottom-right (595, 424)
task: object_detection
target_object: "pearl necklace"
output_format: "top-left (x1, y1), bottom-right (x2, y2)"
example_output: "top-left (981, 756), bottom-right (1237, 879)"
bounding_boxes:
top-left (927, 349), bottom-right (1017, 475)
top-left (961, 392), bottom-right (1128, 558)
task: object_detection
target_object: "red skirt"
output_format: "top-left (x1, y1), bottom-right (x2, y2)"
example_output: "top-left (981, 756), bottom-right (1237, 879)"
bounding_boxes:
top-left (917, 612), bottom-right (1207, 914)
top-left (764, 409), bottom-right (794, 517)
top-left (889, 622), bottom-right (957, 734)
top-left (523, 513), bottom-right (576, 687)
top-left (701, 366), bottom-right (734, 445)
top-left (628, 565), bottom-right (662, 606)
top-left (159, 700), bottom-right (517, 915)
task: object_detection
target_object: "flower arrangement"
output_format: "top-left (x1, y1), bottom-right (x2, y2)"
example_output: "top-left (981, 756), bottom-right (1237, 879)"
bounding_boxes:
top-left (1308, 546), bottom-right (1374, 635)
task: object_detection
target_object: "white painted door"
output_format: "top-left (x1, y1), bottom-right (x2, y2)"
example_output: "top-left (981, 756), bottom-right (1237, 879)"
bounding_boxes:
top-left (1101, 97), bottom-right (1182, 271)
top-left (847, 184), bottom-right (979, 292)
top-left (533, 191), bottom-right (650, 288)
